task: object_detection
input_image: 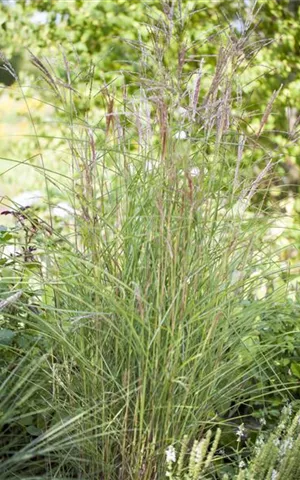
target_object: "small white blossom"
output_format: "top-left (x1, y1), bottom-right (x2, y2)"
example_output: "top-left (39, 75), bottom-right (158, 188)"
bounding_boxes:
top-left (260, 418), bottom-right (266, 426)
top-left (256, 434), bottom-right (265, 446)
top-left (231, 18), bottom-right (245, 34)
top-left (175, 106), bottom-right (189, 118)
top-left (236, 424), bottom-right (246, 441)
top-left (239, 460), bottom-right (246, 469)
top-left (165, 445), bottom-right (176, 463)
top-left (174, 130), bottom-right (187, 140)
top-left (194, 441), bottom-right (204, 464)
top-left (273, 438), bottom-right (280, 447)
top-left (255, 434), bottom-right (265, 453)
top-left (3, 244), bottom-right (16, 257)
top-left (190, 167), bottom-right (200, 177)
top-left (280, 438), bottom-right (293, 456)
top-left (13, 190), bottom-right (43, 207)
top-left (282, 404), bottom-right (292, 417)
top-left (271, 470), bottom-right (278, 480)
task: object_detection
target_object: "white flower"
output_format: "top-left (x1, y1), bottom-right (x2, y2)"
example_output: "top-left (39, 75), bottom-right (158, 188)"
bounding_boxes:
top-left (255, 434), bottom-right (265, 453)
top-left (165, 445), bottom-right (176, 463)
top-left (282, 404), bottom-right (292, 417)
top-left (13, 190), bottom-right (43, 207)
top-left (271, 470), bottom-right (278, 480)
top-left (190, 167), bottom-right (200, 177)
top-left (259, 417), bottom-right (266, 426)
top-left (236, 424), bottom-right (246, 441)
top-left (280, 438), bottom-right (293, 456)
top-left (231, 18), bottom-right (245, 34)
top-left (175, 106), bottom-right (189, 118)
top-left (2, 244), bottom-right (16, 257)
top-left (256, 434), bottom-right (265, 446)
top-left (174, 130), bottom-right (187, 140)
top-left (273, 437), bottom-right (280, 447)
top-left (239, 460), bottom-right (246, 469)
top-left (194, 441), bottom-right (204, 464)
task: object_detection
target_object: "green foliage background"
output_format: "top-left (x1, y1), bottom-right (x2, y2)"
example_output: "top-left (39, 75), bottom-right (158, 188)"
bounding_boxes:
top-left (1, 0), bottom-right (300, 185)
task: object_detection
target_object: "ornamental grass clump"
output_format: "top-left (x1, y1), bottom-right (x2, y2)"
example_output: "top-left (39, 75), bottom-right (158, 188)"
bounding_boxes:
top-left (0, 2), bottom-right (298, 479)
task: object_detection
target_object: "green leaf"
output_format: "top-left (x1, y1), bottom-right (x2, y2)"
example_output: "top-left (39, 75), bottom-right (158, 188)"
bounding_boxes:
top-left (0, 230), bottom-right (13, 243)
top-left (1, 267), bottom-right (16, 280)
top-left (290, 362), bottom-right (300, 379)
top-left (26, 425), bottom-right (43, 436)
top-left (0, 328), bottom-right (16, 345)
top-left (17, 415), bottom-right (34, 426)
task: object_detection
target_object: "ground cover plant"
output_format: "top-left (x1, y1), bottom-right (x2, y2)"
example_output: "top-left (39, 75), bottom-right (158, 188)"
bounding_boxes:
top-left (164, 405), bottom-right (300, 479)
top-left (1, 1), bottom-right (300, 479)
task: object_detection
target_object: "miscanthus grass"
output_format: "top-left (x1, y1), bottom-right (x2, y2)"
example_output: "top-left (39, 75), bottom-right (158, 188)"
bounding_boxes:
top-left (0, 3), bottom-right (298, 479)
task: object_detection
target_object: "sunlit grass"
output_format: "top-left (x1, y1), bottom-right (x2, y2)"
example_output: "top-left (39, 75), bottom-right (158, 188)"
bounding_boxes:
top-left (0, 5), bottom-right (299, 479)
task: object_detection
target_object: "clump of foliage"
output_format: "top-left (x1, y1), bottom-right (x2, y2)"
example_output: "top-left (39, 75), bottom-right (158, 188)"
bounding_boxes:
top-left (164, 406), bottom-right (300, 479)
top-left (0, 2), bottom-right (300, 479)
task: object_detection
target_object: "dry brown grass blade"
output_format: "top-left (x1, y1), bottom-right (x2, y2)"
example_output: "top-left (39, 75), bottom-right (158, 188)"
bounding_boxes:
top-left (239, 158), bottom-right (273, 205)
top-left (29, 50), bottom-right (61, 97)
top-left (202, 45), bottom-right (230, 109)
top-left (256, 85), bottom-right (283, 138)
